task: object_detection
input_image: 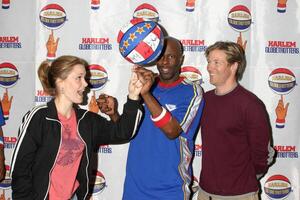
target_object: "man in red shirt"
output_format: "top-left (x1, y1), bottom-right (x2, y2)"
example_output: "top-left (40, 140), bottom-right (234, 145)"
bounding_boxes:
top-left (198, 41), bottom-right (275, 200)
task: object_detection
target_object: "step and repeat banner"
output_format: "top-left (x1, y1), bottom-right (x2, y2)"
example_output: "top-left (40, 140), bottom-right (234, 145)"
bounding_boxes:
top-left (0, 0), bottom-right (299, 199)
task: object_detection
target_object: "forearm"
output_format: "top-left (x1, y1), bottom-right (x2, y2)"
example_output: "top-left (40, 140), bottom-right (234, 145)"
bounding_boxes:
top-left (142, 92), bottom-right (182, 139)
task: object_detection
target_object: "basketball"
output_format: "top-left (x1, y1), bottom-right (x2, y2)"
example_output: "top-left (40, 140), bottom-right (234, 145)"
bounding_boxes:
top-left (117, 18), bottom-right (164, 65)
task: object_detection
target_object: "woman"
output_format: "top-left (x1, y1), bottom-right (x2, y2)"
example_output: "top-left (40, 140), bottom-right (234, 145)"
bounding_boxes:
top-left (10, 55), bottom-right (149, 200)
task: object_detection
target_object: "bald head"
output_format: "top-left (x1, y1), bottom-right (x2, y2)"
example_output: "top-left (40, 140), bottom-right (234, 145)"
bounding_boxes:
top-left (164, 36), bottom-right (184, 56)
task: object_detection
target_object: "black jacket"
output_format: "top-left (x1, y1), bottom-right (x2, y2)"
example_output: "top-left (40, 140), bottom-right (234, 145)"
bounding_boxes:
top-left (10, 98), bottom-right (142, 200)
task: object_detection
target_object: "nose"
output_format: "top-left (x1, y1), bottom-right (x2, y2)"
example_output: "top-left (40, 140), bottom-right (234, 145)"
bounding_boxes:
top-left (83, 78), bottom-right (88, 87)
top-left (158, 55), bottom-right (168, 65)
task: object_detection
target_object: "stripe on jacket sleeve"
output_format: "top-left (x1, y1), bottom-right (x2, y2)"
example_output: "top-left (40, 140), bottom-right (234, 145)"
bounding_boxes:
top-left (130, 108), bottom-right (143, 138)
top-left (180, 83), bottom-right (203, 133)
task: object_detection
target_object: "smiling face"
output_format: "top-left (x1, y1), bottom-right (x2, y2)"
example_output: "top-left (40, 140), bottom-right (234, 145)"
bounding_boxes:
top-left (156, 38), bottom-right (183, 84)
top-left (57, 64), bottom-right (88, 105)
top-left (206, 49), bottom-right (237, 89)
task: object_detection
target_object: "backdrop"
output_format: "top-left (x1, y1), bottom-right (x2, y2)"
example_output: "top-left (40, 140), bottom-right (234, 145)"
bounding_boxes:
top-left (0, 0), bottom-right (299, 199)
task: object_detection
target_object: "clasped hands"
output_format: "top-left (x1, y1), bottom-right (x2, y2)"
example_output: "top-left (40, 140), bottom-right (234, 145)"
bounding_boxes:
top-left (88, 66), bottom-right (156, 121)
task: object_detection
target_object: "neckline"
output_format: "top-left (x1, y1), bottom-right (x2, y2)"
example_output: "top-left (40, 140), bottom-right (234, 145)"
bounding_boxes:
top-left (214, 84), bottom-right (239, 96)
top-left (157, 77), bottom-right (184, 88)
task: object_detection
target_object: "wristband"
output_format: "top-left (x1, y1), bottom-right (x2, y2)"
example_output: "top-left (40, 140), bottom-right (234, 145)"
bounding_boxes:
top-left (276, 118), bottom-right (285, 128)
top-left (151, 107), bottom-right (167, 122)
top-left (277, 3), bottom-right (286, 13)
top-left (2, 0), bottom-right (10, 9)
top-left (47, 52), bottom-right (56, 61)
top-left (3, 110), bottom-right (9, 120)
top-left (186, 1), bottom-right (195, 12)
top-left (154, 111), bottom-right (172, 128)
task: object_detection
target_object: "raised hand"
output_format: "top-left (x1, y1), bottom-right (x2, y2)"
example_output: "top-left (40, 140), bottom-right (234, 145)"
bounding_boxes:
top-left (275, 95), bottom-right (289, 128)
top-left (88, 91), bottom-right (99, 114)
top-left (236, 32), bottom-right (247, 51)
top-left (132, 66), bottom-right (156, 96)
top-left (97, 94), bottom-right (120, 122)
top-left (46, 30), bottom-right (59, 60)
top-left (128, 66), bottom-right (144, 100)
top-left (0, 89), bottom-right (13, 120)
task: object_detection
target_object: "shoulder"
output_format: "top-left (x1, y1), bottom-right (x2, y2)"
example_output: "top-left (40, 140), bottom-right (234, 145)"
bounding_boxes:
top-left (237, 85), bottom-right (266, 110)
top-left (181, 78), bottom-right (204, 96)
top-left (23, 104), bottom-right (48, 121)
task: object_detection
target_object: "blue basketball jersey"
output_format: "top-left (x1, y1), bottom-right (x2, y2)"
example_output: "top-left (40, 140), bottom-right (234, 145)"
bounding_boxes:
top-left (123, 77), bottom-right (204, 200)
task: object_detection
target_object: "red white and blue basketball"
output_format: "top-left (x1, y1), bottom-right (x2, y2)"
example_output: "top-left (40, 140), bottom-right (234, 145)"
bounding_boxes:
top-left (89, 170), bottom-right (106, 195)
top-left (117, 18), bottom-right (164, 65)
top-left (268, 68), bottom-right (296, 95)
top-left (180, 66), bottom-right (203, 84)
top-left (39, 4), bottom-right (67, 30)
top-left (264, 174), bottom-right (292, 200)
top-left (228, 5), bottom-right (252, 32)
top-left (133, 3), bottom-right (159, 22)
top-left (87, 64), bottom-right (108, 91)
top-left (0, 62), bottom-right (19, 88)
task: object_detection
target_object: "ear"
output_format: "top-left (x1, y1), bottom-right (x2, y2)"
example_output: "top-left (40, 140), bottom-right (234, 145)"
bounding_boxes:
top-left (180, 55), bottom-right (185, 66)
top-left (55, 78), bottom-right (64, 89)
top-left (231, 62), bottom-right (238, 74)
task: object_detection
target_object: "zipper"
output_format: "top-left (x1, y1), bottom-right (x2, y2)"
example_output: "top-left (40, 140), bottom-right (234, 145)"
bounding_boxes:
top-left (77, 111), bottom-right (90, 200)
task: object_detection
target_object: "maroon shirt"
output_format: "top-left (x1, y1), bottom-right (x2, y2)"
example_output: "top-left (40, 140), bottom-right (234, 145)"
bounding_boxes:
top-left (199, 85), bottom-right (271, 195)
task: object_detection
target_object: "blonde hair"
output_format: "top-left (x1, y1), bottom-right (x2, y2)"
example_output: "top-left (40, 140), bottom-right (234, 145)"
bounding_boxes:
top-left (38, 55), bottom-right (88, 96)
top-left (205, 41), bottom-right (246, 81)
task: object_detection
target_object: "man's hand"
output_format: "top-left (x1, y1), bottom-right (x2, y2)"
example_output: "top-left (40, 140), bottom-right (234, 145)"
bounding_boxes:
top-left (131, 66), bottom-right (156, 97)
top-left (0, 89), bottom-right (13, 120)
top-left (89, 91), bottom-right (99, 114)
top-left (46, 30), bottom-right (59, 60)
top-left (97, 94), bottom-right (120, 122)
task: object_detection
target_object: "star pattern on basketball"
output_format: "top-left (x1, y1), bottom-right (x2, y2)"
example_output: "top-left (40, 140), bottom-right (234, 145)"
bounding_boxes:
top-left (136, 26), bottom-right (145, 34)
top-left (129, 33), bottom-right (137, 41)
top-left (144, 23), bottom-right (152, 29)
top-left (123, 40), bottom-right (130, 48)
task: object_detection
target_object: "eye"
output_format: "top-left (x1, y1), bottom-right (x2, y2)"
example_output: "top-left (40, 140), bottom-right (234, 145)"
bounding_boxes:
top-left (168, 55), bottom-right (175, 59)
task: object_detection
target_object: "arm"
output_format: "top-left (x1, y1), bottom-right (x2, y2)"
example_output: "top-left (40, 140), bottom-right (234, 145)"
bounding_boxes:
top-left (246, 100), bottom-right (275, 176)
top-left (10, 111), bottom-right (40, 199)
top-left (134, 67), bottom-right (183, 139)
top-left (92, 67), bottom-right (146, 144)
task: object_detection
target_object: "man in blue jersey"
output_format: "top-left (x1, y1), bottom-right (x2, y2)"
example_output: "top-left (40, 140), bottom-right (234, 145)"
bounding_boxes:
top-left (122, 36), bottom-right (205, 200)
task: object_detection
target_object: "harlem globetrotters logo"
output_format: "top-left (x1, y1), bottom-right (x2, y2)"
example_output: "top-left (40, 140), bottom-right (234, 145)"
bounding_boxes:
top-left (268, 68), bottom-right (296, 129)
top-left (39, 3), bottom-right (67, 30)
top-left (228, 5), bottom-right (252, 32)
top-left (87, 64), bottom-right (108, 91)
top-left (133, 3), bottom-right (159, 22)
top-left (89, 170), bottom-right (107, 196)
top-left (264, 174), bottom-right (292, 199)
top-left (268, 68), bottom-right (296, 95)
top-left (0, 62), bottom-right (19, 88)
